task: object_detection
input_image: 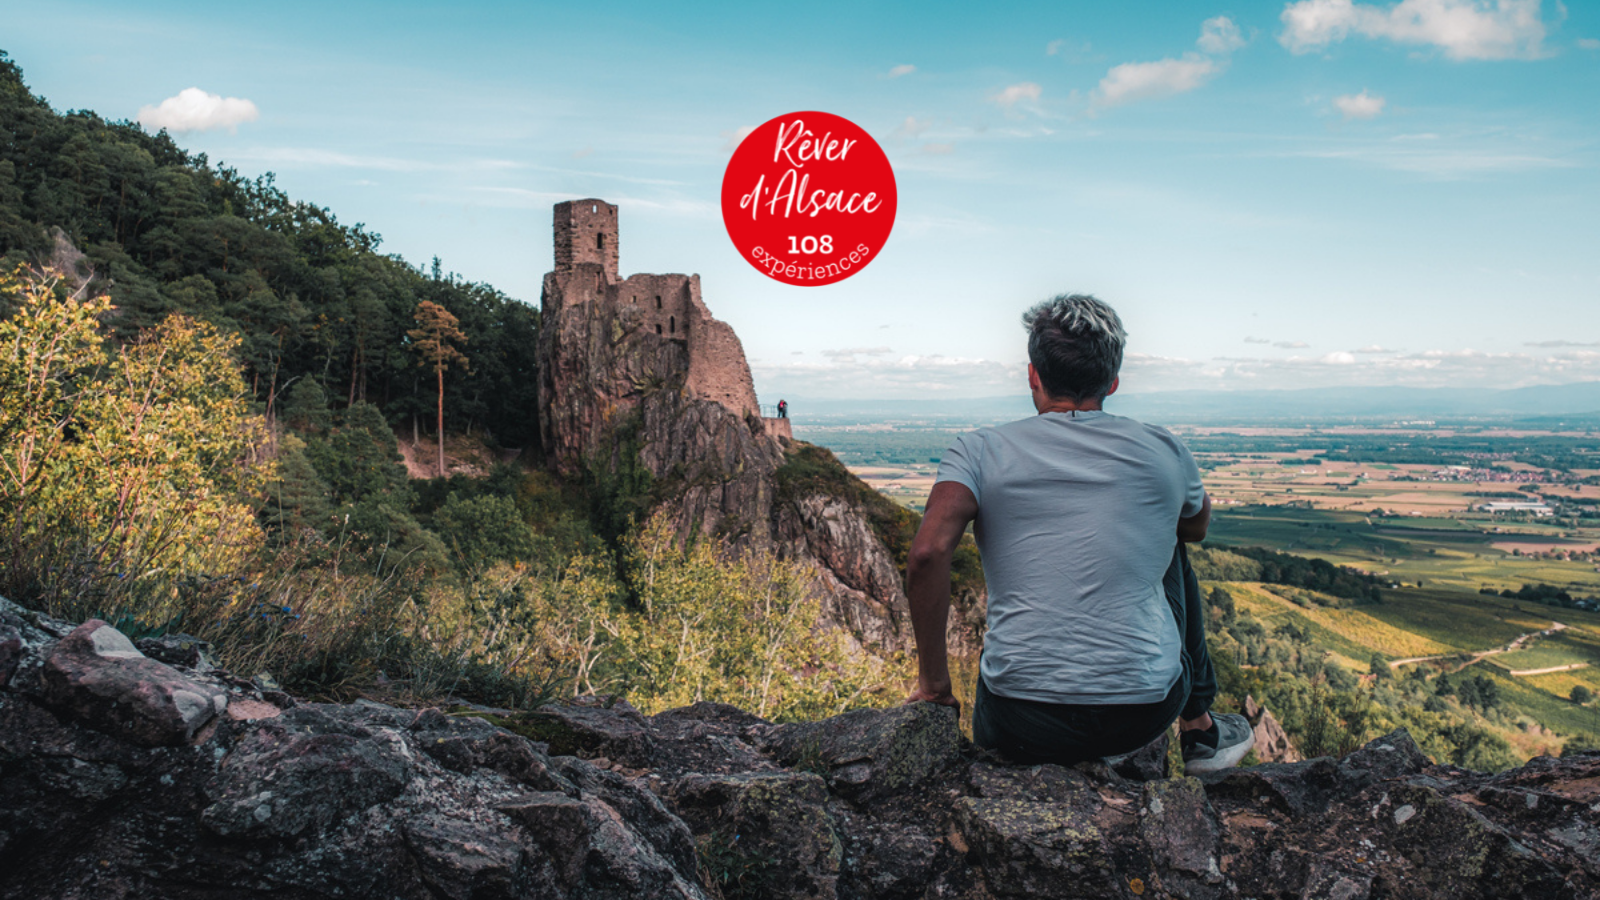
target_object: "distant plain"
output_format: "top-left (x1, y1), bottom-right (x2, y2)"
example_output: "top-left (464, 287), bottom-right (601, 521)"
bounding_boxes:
top-left (799, 412), bottom-right (1600, 756)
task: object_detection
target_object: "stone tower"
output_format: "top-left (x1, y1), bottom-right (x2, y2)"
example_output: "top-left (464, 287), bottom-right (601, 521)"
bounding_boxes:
top-left (553, 199), bottom-right (619, 283)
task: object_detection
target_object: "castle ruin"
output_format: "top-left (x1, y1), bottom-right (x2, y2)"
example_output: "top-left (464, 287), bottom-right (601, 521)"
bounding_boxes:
top-left (543, 199), bottom-right (789, 436)
top-left (535, 199), bottom-right (924, 654)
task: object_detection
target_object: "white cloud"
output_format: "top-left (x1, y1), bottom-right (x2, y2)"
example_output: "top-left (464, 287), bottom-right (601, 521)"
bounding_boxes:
top-left (1354, 344), bottom-right (1396, 353)
top-left (1285, 142), bottom-right (1571, 177)
top-left (1245, 336), bottom-right (1272, 344)
top-left (572, 146), bottom-right (594, 159)
top-left (822, 346), bottom-right (893, 360)
top-left (1526, 339), bottom-right (1600, 347)
top-left (991, 82), bottom-right (1042, 109)
top-left (1046, 37), bottom-right (1099, 62)
top-left (1579, 38), bottom-right (1600, 50)
top-left (1275, 340), bottom-right (1311, 348)
top-left (1092, 56), bottom-right (1218, 109)
top-left (1334, 90), bottom-right (1387, 119)
top-left (1198, 16), bottom-right (1247, 54)
top-left (1279, 0), bottom-right (1549, 61)
top-left (1090, 17), bottom-right (1243, 112)
top-left (721, 125), bottom-right (756, 151)
top-left (754, 355), bottom-right (1027, 399)
top-left (920, 143), bottom-right (955, 155)
top-left (761, 345), bottom-right (1600, 398)
top-left (1121, 347), bottom-right (1600, 391)
top-left (888, 64), bottom-right (917, 78)
top-left (891, 116), bottom-right (932, 139)
top-left (137, 87), bottom-right (259, 133)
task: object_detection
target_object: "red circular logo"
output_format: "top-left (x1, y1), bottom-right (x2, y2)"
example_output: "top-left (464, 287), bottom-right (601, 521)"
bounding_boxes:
top-left (720, 111), bottom-right (896, 287)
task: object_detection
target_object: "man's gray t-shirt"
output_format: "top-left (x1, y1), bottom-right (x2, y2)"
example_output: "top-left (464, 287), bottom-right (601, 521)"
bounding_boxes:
top-left (935, 411), bottom-right (1205, 705)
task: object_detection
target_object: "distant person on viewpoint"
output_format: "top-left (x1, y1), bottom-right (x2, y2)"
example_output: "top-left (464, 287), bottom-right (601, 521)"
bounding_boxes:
top-left (904, 294), bottom-right (1253, 772)
top-left (777, 399), bottom-right (788, 419)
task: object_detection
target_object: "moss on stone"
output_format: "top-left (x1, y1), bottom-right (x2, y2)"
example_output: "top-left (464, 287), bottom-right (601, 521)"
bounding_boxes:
top-left (448, 708), bottom-right (589, 757)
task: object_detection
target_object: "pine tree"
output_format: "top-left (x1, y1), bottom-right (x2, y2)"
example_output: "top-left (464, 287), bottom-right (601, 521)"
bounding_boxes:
top-left (264, 434), bottom-right (333, 538)
top-left (408, 301), bottom-right (468, 476)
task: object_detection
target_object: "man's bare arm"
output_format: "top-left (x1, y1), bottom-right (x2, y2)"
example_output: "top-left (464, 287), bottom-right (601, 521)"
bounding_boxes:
top-left (905, 481), bottom-right (979, 708)
top-left (1177, 493), bottom-right (1211, 544)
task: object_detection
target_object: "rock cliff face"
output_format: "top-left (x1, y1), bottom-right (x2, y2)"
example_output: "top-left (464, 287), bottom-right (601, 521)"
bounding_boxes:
top-left (5, 596), bottom-right (1600, 900)
top-left (535, 200), bottom-right (923, 651)
top-left (536, 275), bottom-right (783, 546)
top-left (1245, 694), bottom-right (1301, 764)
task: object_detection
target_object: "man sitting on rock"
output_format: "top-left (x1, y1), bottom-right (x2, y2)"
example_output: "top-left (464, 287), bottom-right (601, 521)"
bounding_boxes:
top-left (905, 294), bottom-right (1254, 773)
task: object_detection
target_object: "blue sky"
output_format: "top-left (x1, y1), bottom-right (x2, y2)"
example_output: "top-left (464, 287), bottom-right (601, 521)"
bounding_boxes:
top-left (7, 0), bottom-right (1599, 399)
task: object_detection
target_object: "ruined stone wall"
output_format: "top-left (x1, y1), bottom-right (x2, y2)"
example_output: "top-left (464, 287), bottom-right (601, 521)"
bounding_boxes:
top-left (546, 262), bottom-right (611, 312)
top-left (617, 273), bottom-right (693, 340)
top-left (761, 417), bottom-right (793, 440)
top-left (549, 199), bottom-right (757, 420)
top-left (553, 198), bottom-right (618, 286)
top-left (684, 276), bottom-right (759, 418)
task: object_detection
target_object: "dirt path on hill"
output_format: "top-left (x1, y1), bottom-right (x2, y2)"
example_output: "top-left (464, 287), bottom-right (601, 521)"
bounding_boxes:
top-left (1389, 621), bottom-right (1567, 670)
top-left (1508, 662), bottom-right (1591, 677)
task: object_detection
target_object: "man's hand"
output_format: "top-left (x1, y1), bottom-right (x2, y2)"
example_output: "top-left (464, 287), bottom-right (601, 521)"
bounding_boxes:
top-left (904, 683), bottom-right (961, 711)
top-left (906, 481), bottom-right (979, 715)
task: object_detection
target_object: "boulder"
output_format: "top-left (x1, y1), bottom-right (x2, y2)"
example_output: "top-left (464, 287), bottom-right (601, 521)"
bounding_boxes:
top-left (1244, 694), bottom-right (1300, 764)
top-left (0, 633), bottom-right (20, 689)
top-left (1106, 730), bottom-right (1172, 782)
top-left (498, 791), bottom-right (708, 899)
top-left (953, 794), bottom-right (1118, 898)
top-left (669, 771), bottom-right (842, 899)
top-left (761, 701), bottom-right (962, 800)
top-left (515, 696), bottom-right (656, 764)
top-left (200, 707), bottom-right (413, 838)
top-left (413, 707), bottom-right (574, 792)
top-left (1139, 777), bottom-right (1225, 897)
top-left (39, 619), bottom-right (227, 746)
top-left (1336, 727), bottom-right (1431, 790)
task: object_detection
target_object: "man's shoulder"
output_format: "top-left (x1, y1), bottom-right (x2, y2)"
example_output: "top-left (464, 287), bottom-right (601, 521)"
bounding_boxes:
top-left (1108, 413), bottom-right (1186, 444)
top-left (1005, 411), bottom-right (1181, 439)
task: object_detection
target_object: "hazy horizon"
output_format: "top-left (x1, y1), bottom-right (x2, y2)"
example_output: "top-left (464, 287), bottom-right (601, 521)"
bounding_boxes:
top-left (779, 381), bottom-right (1600, 425)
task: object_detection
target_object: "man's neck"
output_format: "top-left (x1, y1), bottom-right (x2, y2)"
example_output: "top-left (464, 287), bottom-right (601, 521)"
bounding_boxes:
top-left (1033, 394), bottom-right (1104, 414)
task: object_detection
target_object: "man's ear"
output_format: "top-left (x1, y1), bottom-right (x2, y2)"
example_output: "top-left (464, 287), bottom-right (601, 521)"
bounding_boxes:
top-left (1105, 377), bottom-right (1120, 397)
top-left (1027, 364), bottom-right (1040, 391)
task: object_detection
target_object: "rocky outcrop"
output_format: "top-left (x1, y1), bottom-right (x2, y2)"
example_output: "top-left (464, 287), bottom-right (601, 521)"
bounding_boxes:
top-left (534, 202), bottom-right (934, 652)
top-left (536, 276), bottom-right (783, 546)
top-left (5, 595), bottom-right (1600, 899)
top-left (40, 618), bottom-right (230, 747)
top-left (1245, 694), bottom-right (1300, 764)
top-left (773, 492), bottom-right (915, 652)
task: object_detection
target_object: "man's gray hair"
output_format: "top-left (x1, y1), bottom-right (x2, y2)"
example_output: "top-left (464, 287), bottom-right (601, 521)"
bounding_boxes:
top-left (1021, 294), bottom-right (1127, 401)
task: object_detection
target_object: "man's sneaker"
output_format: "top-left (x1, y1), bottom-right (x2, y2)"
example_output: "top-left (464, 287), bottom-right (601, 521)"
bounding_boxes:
top-left (1181, 713), bottom-right (1255, 774)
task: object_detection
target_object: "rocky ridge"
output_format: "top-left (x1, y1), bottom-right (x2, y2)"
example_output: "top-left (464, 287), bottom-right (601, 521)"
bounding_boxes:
top-left (4, 596), bottom-right (1599, 899)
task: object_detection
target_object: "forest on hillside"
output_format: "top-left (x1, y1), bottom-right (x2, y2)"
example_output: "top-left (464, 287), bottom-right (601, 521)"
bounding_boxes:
top-left (0, 51), bottom-right (540, 450)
